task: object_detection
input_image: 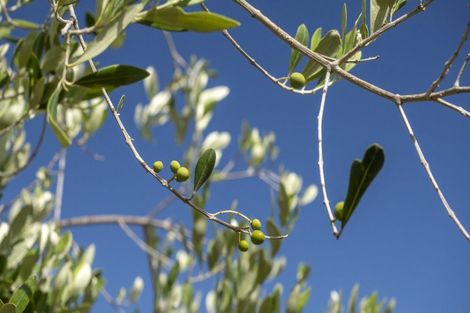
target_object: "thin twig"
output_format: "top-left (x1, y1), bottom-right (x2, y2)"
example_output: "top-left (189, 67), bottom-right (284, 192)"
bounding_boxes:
top-left (147, 193), bottom-right (176, 218)
top-left (201, 3), bottom-right (330, 95)
top-left (0, 113), bottom-right (47, 178)
top-left (53, 149), bottom-right (66, 222)
top-left (337, 0), bottom-right (434, 65)
top-left (427, 21), bottom-right (470, 95)
top-left (454, 52), bottom-right (470, 87)
top-left (434, 98), bottom-right (470, 118)
top-left (162, 31), bottom-right (187, 70)
top-left (118, 219), bottom-right (174, 267)
top-left (188, 261), bottom-right (224, 284)
top-left (316, 70), bottom-right (339, 237)
top-left (396, 102), bottom-right (470, 241)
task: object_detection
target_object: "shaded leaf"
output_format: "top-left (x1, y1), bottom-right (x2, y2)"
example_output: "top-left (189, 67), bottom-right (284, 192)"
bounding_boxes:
top-left (341, 144), bottom-right (385, 231)
top-left (70, 4), bottom-right (144, 66)
top-left (137, 7), bottom-right (240, 32)
top-left (46, 86), bottom-right (71, 147)
top-left (9, 277), bottom-right (36, 313)
top-left (74, 64), bottom-right (150, 89)
top-left (193, 149), bottom-right (216, 192)
top-left (303, 30), bottom-right (341, 80)
top-left (266, 219), bottom-right (281, 257)
top-left (341, 3), bottom-right (347, 38)
top-left (278, 183), bottom-right (289, 227)
top-left (0, 304), bottom-right (16, 313)
top-left (288, 24), bottom-right (309, 74)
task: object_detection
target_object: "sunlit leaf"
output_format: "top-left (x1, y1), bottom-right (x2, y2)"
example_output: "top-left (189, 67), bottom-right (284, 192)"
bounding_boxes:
top-left (74, 64), bottom-right (150, 89)
top-left (46, 86), bottom-right (71, 147)
top-left (288, 24), bottom-right (309, 74)
top-left (137, 7), bottom-right (240, 32)
top-left (9, 276), bottom-right (36, 313)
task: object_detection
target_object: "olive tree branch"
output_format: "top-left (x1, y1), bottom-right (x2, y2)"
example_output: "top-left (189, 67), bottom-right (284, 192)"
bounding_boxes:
top-left (426, 21), bottom-right (470, 95)
top-left (396, 102), bottom-right (470, 241)
top-left (434, 98), bottom-right (470, 118)
top-left (317, 70), bottom-right (339, 237)
top-left (63, 6), bottom-right (289, 241)
top-left (118, 219), bottom-right (174, 268)
top-left (162, 31), bottom-right (187, 71)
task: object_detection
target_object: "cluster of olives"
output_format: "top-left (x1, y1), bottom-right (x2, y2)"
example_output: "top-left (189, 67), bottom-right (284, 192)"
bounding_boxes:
top-left (152, 160), bottom-right (190, 182)
top-left (238, 218), bottom-right (266, 252)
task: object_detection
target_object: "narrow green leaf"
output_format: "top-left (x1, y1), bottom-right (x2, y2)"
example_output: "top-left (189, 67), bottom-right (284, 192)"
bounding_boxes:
top-left (278, 183), bottom-right (289, 227)
top-left (47, 86), bottom-right (71, 147)
top-left (297, 287), bottom-right (311, 312)
top-left (391, 0), bottom-right (407, 18)
top-left (341, 144), bottom-right (385, 231)
top-left (341, 3), bottom-right (347, 38)
top-left (303, 30), bottom-right (341, 80)
top-left (137, 7), bottom-right (240, 32)
top-left (117, 94), bottom-right (126, 112)
top-left (0, 304), bottom-right (16, 313)
top-left (70, 4), bottom-right (144, 66)
top-left (53, 231), bottom-right (72, 257)
top-left (12, 19), bottom-right (39, 30)
top-left (310, 27), bottom-right (322, 51)
top-left (288, 24), bottom-right (309, 75)
top-left (9, 277), bottom-right (36, 313)
top-left (347, 284), bottom-right (360, 313)
top-left (193, 148), bottom-right (216, 192)
top-left (74, 64), bottom-right (150, 89)
top-left (166, 262), bottom-right (180, 291)
top-left (370, 0), bottom-right (394, 33)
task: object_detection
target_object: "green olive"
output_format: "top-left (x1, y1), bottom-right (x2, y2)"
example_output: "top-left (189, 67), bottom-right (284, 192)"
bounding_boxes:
top-left (170, 160), bottom-right (181, 174)
top-left (152, 161), bottom-right (164, 173)
top-left (238, 239), bottom-right (249, 252)
top-left (250, 230), bottom-right (265, 245)
top-left (250, 218), bottom-right (262, 231)
top-left (289, 72), bottom-right (306, 89)
top-left (175, 166), bottom-right (190, 182)
top-left (334, 201), bottom-right (345, 221)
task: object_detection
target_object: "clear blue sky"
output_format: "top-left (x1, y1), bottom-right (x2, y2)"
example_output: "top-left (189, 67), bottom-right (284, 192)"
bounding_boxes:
top-left (4, 1), bottom-right (470, 312)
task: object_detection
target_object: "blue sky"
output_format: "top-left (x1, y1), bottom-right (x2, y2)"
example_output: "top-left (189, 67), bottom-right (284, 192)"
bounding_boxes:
top-left (4, 0), bottom-right (470, 312)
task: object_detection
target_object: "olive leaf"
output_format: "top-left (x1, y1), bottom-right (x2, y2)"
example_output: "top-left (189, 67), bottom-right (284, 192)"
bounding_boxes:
top-left (370, 0), bottom-right (394, 33)
top-left (137, 7), bottom-right (240, 32)
top-left (287, 24), bottom-right (309, 75)
top-left (303, 29), bottom-right (341, 81)
top-left (340, 144), bottom-right (385, 232)
top-left (9, 276), bottom-right (37, 313)
top-left (0, 304), bottom-right (16, 313)
top-left (74, 65), bottom-right (150, 89)
top-left (193, 149), bottom-right (216, 192)
top-left (46, 86), bottom-right (71, 147)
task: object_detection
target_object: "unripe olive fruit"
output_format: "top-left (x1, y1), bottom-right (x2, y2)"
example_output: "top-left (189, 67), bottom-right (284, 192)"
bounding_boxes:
top-left (289, 72), bottom-right (306, 89)
top-left (250, 230), bottom-right (265, 245)
top-left (153, 161), bottom-right (163, 173)
top-left (251, 219), bottom-right (262, 230)
top-left (238, 239), bottom-right (249, 252)
top-left (170, 160), bottom-right (181, 174)
top-left (175, 166), bottom-right (190, 182)
top-left (334, 201), bottom-right (345, 221)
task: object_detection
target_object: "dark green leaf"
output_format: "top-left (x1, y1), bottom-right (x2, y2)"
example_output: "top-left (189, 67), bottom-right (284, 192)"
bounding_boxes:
top-left (70, 4), bottom-right (144, 66)
top-left (391, 0), bottom-right (407, 18)
top-left (341, 3), bottom-right (347, 38)
top-left (288, 24), bottom-right (309, 75)
top-left (193, 148), bottom-right (216, 193)
top-left (303, 30), bottom-right (341, 80)
top-left (9, 276), bottom-right (36, 313)
top-left (166, 263), bottom-right (180, 291)
top-left (74, 65), bottom-right (150, 89)
top-left (47, 86), bottom-right (71, 147)
top-left (137, 7), bottom-right (240, 32)
top-left (341, 144), bottom-right (385, 231)
top-left (207, 239), bottom-right (221, 270)
top-left (370, 0), bottom-right (394, 33)
top-left (0, 304), bottom-right (16, 313)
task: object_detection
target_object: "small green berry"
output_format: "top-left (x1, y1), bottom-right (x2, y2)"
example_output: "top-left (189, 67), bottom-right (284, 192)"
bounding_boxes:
top-left (251, 219), bottom-right (262, 230)
top-left (175, 166), bottom-right (190, 182)
top-left (289, 72), bottom-right (306, 89)
top-left (250, 230), bottom-right (265, 245)
top-left (153, 161), bottom-right (164, 173)
top-left (170, 160), bottom-right (181, 174)
top-left (238, 239), bottom-right (249, 252)
top-left (334, 201), bottom-right (345, 221)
